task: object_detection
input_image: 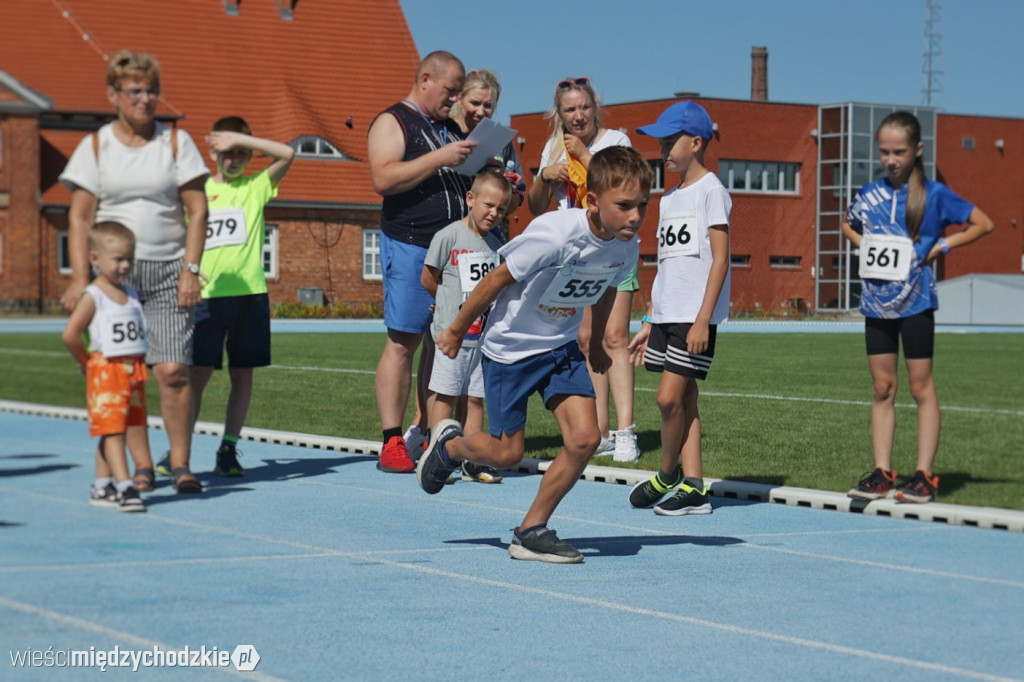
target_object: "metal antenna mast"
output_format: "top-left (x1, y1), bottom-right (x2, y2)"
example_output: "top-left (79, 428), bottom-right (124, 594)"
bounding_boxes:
top-left (922, 0), bottom-right (944, 106)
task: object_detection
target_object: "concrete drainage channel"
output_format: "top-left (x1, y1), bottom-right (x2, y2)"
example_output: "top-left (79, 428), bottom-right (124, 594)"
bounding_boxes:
top-left (4, 399), bottom-right (1022, 534)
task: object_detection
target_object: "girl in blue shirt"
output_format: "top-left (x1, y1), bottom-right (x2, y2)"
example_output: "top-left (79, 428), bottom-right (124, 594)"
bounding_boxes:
top-left (842, 111), bottom-right (994, 503)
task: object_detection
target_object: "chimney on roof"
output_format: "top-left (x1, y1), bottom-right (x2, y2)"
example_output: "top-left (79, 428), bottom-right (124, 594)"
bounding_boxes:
top-left (751, 46), bottom-right (768, 101)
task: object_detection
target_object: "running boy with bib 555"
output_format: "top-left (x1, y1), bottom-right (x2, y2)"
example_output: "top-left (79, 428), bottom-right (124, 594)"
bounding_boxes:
top-left (416, 146), bottom-right (650, 563)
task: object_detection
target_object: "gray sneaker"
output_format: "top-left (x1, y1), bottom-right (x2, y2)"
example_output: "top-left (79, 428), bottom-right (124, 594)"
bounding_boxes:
top-left (416, 419), bottom-right (462, 494)
top-left (508, 527), bottom-right (583, 564)
top-left (89, 483), bottom-right (119, 508)
top-left (654, 482), bottom-right (712, 516)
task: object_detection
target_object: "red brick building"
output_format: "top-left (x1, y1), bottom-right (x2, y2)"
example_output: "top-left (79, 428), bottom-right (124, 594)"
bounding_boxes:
top-left (2, 4), bottom-right (1021, 315)
top-left (511, 99), bottom-right (1023, 314)
top-left (0, 0), bottom-right (418, 313)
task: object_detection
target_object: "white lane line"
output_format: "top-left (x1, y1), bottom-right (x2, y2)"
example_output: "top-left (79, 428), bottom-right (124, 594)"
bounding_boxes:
top-left (1, 350), bottom-right (1019, 416)
top-left (30, 511), bottom-right (1024, 682)
top-left (2, 487), bottom-right (1020, 680)
top-left (0, 596), bottom-right (288, 682)
top-left (737, 544), bottom-right (1024, 589)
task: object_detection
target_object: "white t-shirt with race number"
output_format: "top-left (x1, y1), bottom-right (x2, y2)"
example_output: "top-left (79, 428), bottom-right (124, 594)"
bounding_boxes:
top-left (481, 209), bottom-right (638, 363)
top-left (651, 173), bottom-right (732, 324)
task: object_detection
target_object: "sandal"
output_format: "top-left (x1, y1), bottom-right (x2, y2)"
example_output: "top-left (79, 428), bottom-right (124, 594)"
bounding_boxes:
top-left (171, 467), bottom-right (203, 494)
top-left (132, 468), bottom-right (156, 493)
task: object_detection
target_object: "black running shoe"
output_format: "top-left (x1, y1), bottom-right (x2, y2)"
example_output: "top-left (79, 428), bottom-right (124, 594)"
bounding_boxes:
top-left (417, 419), bottom-right (462, 494)
top-left (654, 482), bottom-right (712, 516)
top-left (89, 483), bottom-right (119, 508)
top-left (847, 467), bottom-right (897, 500)
top-left (117, 486), bottom-right (146, 513)
top-left (461, 461), bottom-right (502, 484)
top-left (508, 527), bottom-right (583, 563)
top-left (629, 472), bottom-right (682, 508)
top-left (154, 452), bottom-right (172, 477)
top-left (214, 444), bottom-right (244, 477)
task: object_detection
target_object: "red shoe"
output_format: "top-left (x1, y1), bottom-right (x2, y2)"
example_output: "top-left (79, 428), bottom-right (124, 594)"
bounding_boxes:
top-left (378, 436), bottom-right (415, 473)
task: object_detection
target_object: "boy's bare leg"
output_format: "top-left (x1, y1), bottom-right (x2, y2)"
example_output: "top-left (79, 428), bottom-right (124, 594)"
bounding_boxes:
top-left (101, 434), bottom-right (131, 483)
top-left (578, 307), bottom-right (610, 435)
top-left (428, 394), bottom-right (459, 432)
top-left (463, 396), bottom-right (484, 437)
top-left (190, 365), bottom-right (215, 425)
top-left (518, 395), bottom-right (601, 530)
top-left (225, 367), bottom-right (254, 438)
top-left (678, 380), bottom-right (703, 479)
top-left (655, 372), bottom-right (689, 475)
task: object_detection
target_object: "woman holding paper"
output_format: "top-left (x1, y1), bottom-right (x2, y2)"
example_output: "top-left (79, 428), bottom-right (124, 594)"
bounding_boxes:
top-left (450, 69), bottom-right (525, 212)
top-left (527, 77), bottom-right (640, 463)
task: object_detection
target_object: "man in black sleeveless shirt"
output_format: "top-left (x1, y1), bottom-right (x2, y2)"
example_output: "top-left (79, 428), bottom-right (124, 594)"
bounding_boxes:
top-left (367, 50), bottom-right (476, 473)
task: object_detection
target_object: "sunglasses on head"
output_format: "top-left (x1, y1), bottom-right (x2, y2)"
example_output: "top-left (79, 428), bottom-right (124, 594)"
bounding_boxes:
top-left (557, 77), bottom-right (590, 89)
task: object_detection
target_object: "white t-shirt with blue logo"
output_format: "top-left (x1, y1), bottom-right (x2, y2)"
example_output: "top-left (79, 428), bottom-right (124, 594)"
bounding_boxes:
top-left (482, 209), bottom-right (638, 363)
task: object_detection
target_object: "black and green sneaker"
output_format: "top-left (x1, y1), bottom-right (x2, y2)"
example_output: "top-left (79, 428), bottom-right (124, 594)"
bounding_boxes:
top-left (654, 482), bottom-right (712, 516)
top-left (629, 471), bottom-right (682, 508)
top-left (214, 444), bottom-right (244, 477)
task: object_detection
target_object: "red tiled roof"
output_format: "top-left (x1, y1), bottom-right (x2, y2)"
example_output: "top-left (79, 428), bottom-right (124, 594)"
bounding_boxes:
top-left (2, 0), bottom-right (420, 206)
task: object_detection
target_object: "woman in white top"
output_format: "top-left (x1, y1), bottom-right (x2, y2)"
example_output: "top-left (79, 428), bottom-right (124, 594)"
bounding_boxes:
top-left (527, 77), bottom-right (631, 214)
top-left (526, 77), bottom-right (640, 462)
top-left (59, 50), bottom-right (209, 494)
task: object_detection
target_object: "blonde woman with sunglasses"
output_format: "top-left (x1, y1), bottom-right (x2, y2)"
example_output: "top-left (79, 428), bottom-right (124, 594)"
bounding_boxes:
top-left (527, 77), bottom-right (641, 463)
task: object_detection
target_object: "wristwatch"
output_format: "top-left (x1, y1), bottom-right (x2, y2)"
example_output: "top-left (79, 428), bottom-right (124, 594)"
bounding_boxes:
top-left (183, 262), bottom-right (200, 275)
top-left (937, 237), bottom-right (951, 254)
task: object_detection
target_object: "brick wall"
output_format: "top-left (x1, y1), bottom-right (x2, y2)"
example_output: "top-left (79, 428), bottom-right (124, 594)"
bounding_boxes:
top-left (0, 115), bottom-right (44, 312)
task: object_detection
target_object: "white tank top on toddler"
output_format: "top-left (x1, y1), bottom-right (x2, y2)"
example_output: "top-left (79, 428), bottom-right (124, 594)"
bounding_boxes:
top-left (85, 284), bottom-right (148, 358)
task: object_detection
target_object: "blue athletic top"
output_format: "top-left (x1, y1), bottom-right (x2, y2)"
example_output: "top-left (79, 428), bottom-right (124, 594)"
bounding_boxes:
top-left (377, 103), bottom-right (471, 248)
top-left (846, 177), bottom-right (973, 319)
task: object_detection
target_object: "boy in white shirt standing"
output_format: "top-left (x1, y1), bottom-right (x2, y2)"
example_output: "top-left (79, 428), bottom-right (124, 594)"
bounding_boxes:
top-left (627, 101), bottom-right (732, 516)
top-left (417, 146), bottom-right (651, 563)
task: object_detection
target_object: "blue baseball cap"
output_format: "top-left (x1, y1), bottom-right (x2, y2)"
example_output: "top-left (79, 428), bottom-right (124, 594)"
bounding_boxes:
top-left (636, 101), bottom-right (714, 141)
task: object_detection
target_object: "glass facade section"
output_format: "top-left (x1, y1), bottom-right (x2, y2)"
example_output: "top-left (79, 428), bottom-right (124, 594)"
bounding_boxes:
top-left (815, 103), bottom-right (936, 311)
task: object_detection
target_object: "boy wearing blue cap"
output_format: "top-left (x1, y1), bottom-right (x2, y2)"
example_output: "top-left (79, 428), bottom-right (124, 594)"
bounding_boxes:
top-left (626, 101), bottom-right (732, 515)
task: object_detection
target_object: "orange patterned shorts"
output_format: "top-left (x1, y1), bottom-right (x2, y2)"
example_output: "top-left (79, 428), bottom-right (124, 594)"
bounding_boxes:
top-left (86, 352), bottom-right (148, 437)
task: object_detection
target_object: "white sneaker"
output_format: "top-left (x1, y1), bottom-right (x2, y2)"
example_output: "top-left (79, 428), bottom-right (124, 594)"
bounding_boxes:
top-left (612, 425), bottom-right (641, 462)
top-left (403, 424), bottom-right (426, 462)
top-left (593, 433), bottom-right (615, 457)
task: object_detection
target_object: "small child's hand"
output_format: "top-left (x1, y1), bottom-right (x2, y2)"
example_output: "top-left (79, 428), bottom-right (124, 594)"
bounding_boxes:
top-left (685, 321), bottom-right (710, 355)
top-left (627, 326), bottom-right (650, 367)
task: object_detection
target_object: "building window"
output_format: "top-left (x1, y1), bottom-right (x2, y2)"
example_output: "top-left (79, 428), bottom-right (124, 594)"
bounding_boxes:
top-left (730, 254), bottom-right (751, 267)
top-left (719, 160), bottom-right (799, 194)
top-left (290, 135), bottom-right (353, 160)
top-left (648, 159), bottom-right (664, 192)
top-left (770, 255), bottom-right (802, 268)
top-left (57, 231), bottom-right (72, 274)
top-left (363, 228), bottom-right (382, 280)
top-left (262, 225), bottom-right (279, 279)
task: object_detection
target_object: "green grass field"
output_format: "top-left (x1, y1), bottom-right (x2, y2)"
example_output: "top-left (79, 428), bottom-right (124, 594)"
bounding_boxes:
top-left (1, 330), bottom-right (1021, 510)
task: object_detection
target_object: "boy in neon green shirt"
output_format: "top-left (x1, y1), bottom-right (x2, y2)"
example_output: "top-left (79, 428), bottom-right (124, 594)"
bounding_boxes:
top-left (191, 116), bottom-right (294, 476)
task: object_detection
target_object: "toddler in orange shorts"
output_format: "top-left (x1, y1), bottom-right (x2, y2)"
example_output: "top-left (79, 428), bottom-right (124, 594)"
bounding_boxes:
top-left (63, 221), bottom-right (150, 512)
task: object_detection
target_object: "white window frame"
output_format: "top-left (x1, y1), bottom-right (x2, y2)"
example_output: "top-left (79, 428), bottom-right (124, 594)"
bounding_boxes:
top-left (57, 230), bottom-right (72, 274)
top-left (769, 255), bottom-right (802, 268)
top-left (648, 159), bottom-right (664, 193)
top-left (262, 224), bottom-right (279, 279)
top-left (291, 135), bottom-right (353, 160)
top-left (362, 228), bottom-right (382, 281)
top-left (719, 160), bottom-right (800, 195)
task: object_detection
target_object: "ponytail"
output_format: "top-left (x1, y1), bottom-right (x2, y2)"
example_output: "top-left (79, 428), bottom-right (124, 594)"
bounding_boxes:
top-left (877, 111), bottom-right (927, 241)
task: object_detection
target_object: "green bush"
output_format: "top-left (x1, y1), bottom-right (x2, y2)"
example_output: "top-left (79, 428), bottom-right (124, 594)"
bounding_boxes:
top-left (272, 301), bottom-right (384, 319)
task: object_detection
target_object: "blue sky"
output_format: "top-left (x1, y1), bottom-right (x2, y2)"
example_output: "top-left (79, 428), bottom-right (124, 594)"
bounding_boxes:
top-left (402, 0), bottom-right (1023, 125)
